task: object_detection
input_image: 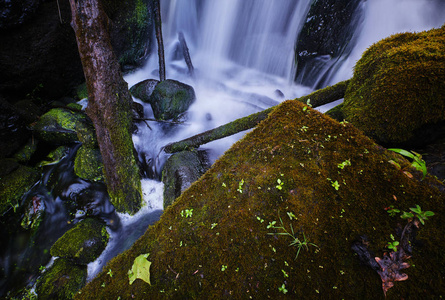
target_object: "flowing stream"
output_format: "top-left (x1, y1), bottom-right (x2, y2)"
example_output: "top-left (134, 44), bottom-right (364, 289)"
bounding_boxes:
top-left (1, 0), bottom-right (444, 295)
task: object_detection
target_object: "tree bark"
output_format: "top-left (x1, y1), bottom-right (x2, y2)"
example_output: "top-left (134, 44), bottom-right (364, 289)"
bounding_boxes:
top-left (163, 80), bottom-right (349, 153)
top-left (69, 0), bottom-right (142, 214)
top-left (154, 0), bottom-right (166, 81)
top-left (178, 32), bottom-right (195, 77)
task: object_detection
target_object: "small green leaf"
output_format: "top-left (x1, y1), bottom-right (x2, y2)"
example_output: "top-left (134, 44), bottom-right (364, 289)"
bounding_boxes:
top-left (128, 253), bottom-right (152, 285)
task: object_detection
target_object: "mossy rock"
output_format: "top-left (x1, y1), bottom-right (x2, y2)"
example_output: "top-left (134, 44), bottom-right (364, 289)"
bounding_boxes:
top-left (78, 100), bottom-right (445, 299)
top-left (162, 150), bottom-right (210, 209)
top-left (32, 108), bottom-right (87, 144)
top-left (130, 79), bottom-right (160, 103)
top-left (343, 25), bottom-right (445, 146)
top-left (14, 138), bottom-right (38, 163)
top-left (51, 218), bottom-right (109, 265)
top-left (74, 146), bottom-right (104, 182)
top-left (36, 258), bottom-right (87, 299)
top-left (38, 146), bottom-right (69, 167)
top-left (149, 79), bottom-right (196, 120)
top-left (0, 163), bottom-right (40, 215)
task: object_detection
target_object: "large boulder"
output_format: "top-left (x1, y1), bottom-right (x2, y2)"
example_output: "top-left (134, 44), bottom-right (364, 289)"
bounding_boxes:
top-left (149, 79), bottom-right (196, 120)
top-left (79, 100), bottom-right (445, 299)
top-left (342, 26), bottom-right (445, 147)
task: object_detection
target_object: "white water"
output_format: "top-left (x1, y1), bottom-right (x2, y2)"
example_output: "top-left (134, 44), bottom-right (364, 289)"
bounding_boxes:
top-left (88, 0), bottom-right (445, 279)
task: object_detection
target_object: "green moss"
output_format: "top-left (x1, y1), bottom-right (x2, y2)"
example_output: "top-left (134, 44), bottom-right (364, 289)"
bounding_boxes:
top-left (77, 100), bottom-right (445, 299)
top-left (36, 258), bottom-right (87, 299)
top-left (0, 164), bottom-right (40, 215)
top-left (326, 103), bottom-right (345, 122)
top-left (74, 146), bottom-right (104, 182)
top-left (51, 218), bottom-right (109, 265)
top-left (32, 108), bottom-right (87, 144)
top-left (76, 83), bottom-right (88, 100)
top-left (343, 26), bottom-right (445, 146)
top-left (14, 138), bottom-right (38, 163)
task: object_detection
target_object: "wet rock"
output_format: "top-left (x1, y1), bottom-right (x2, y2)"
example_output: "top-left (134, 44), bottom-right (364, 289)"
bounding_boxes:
top-left (129, 79), bottom-right (160, 103)
top-left (162, 150), bottom-right (210, 208)
top-left (0, 163), bottom-right (40, 215)
top-left (13, 138), bottom-right (38, 163)
top-left (31, 108), bottom-right (86, 144)
top-left (294, 0), bottom-right (363, 88)
top-left (0, 97), bottom-right (32, 158)
top-left (343, 26), bottom-right (445, 147)
top-left (74, 146), bottom-right (104, 182)
top-left (50, 218), bottom-right (109, 265)
top-left (38, 146), bottom-right (69, 167)
top-left (36, 258), bottom-right (87, 299)
top-left (149, 79), bottom-right (196, 120)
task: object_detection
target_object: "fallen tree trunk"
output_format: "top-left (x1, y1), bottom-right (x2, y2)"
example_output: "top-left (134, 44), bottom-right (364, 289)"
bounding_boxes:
top-left (163, 80), bottom-right (349, 153)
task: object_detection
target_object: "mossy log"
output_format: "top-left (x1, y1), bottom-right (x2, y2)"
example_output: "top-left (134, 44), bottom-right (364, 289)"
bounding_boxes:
top-left (163, 79), bottom-right (349, 153)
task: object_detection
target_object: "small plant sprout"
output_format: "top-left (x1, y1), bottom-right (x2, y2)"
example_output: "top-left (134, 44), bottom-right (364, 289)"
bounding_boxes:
top-left (211, 223), bottom-right (218, 229)
top-left (338, 159), bottom-right (351, 169)
top-left (237, 179), bottom-right (244, 193)
top-left (180, 209), bottom-right (193, 218)
top-left (287, 211), bottom-right (297, 220)
top-left (387, 234), bottom-right (399, 252)
top-left (276, 178), bottom-right (284, 190)
top-left (400, 205), bottom-right (434, 225)
top-left (268, 213), bottom-right (319, 260)
top-left (388, 148), bottom-right (427, 179)
top-left (278, 283), bottom-right (288, 294)
top-left (302, 99), bottom-right (312, 112)
top-left (386, 205), bottom-right (400, 217)
top-left (107, 269), bottom-right (113, 277)
top-left (221, 265), bottom-right (227, 271)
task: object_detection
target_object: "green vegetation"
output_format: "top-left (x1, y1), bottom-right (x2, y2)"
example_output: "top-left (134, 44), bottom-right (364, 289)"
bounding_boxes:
top-left (128, 253), bottom-right (152, 285)
top-left (343, 25), bottom-right (445, 146)
top-left (77, 100), bottom-right (445, 299)
top-left (267, 213), bottom-right (318, 260)
top-left (400, 205), bottom-right (434, 225)
top-left (389, 148), bottom-right (427, 179)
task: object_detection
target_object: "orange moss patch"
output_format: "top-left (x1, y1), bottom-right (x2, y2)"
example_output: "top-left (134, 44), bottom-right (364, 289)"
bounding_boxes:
top-left (77, 100), bottom-right (445, 299)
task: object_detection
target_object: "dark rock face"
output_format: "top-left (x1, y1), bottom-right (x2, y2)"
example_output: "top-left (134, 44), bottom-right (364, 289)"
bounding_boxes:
top-left (0, 0), bottom-right (41, 29)
top-left (0, 0), bottom-right (154, 103)
top-left (0, 0), bottom-right (84, 103)
top-left (149, 79), bottom-right (196, 120)
top-left (294, 0), bottom-right (364, 88)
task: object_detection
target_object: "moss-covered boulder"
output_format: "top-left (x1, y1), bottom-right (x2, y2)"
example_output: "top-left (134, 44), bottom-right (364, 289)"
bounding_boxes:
top-left (32, 108), bottom-right (87, 144)
top-left (130, 79), bottom-right (160, 103)
top-left (162, 150), bottom-right (210, 209)
top-left (74, 146), bottom-right (104, 182)
top-left (36, 258), bottom-right (87, 299)
top-left (51, 218), bottom-right (109, 265)
top-left (77, 100), bottom-right (445, 299)
top-left (342, 26), bottom-right (445, 146)
top-left (149, 79), bottom-right (196, 120)
top-left (0, 161), bottom-right (40, 215)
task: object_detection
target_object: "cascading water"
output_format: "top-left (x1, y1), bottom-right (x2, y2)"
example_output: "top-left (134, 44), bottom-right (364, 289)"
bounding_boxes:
top-left (1, 0), bottom-right (444, 296)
